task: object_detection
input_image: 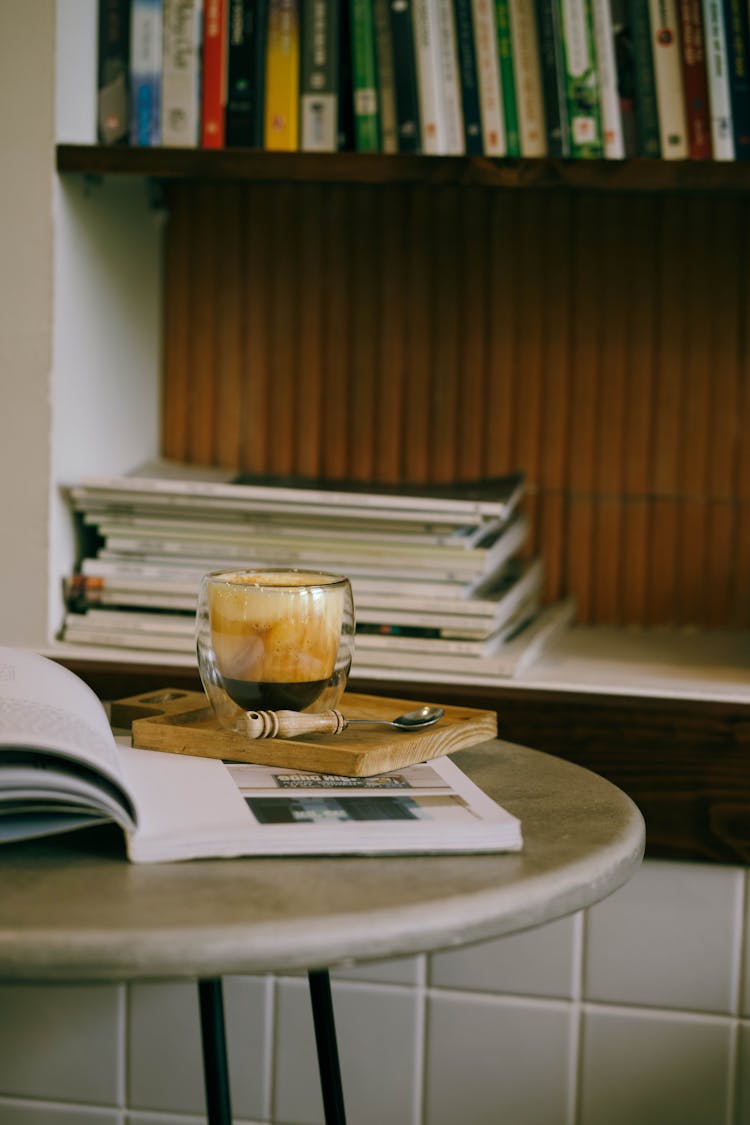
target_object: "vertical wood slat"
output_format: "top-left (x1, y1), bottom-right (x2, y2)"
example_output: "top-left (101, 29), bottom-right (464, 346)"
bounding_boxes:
top-left (161, 181), bottom-right (750, 628)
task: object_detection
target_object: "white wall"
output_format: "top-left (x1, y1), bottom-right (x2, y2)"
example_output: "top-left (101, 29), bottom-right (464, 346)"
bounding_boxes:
top-left (0, 3), bottom-right (56, 645)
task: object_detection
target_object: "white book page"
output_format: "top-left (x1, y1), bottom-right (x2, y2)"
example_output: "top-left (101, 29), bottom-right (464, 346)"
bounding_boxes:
top-left (0, 647), bottom-right (125, 791)
top-left (120, 742), bottom-right (522, 863)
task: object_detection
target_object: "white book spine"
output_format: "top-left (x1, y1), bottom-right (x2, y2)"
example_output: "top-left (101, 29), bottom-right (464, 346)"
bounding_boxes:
top-left (161, 0), bottom-right (203, 146)
top-left (647, 0), bottom-right (689, 157)
top-left (592, 0), bottom-right (625, 157)
top-left (436, 0), bottom-right (466, 152)
top-left (412, 0), bottom-right (448, 152)
top-left (508, 0), bottom-right (547, 155)
top-left (470, 0), bottom-right (506, 154)
top-left (701, 0), bottom-right (734, 158)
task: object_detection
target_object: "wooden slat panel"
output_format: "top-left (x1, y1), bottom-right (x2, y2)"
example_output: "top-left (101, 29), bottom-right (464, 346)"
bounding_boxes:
top-left (161, 182), bottom-right (750, 627)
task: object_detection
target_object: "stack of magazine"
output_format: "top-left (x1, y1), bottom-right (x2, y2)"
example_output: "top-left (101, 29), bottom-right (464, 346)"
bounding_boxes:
top-left (61, 460), bottom-right (575, 682)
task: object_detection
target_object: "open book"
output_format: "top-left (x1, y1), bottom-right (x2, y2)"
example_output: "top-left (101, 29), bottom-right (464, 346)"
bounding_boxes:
top-left (0, 647), bottom-right (522, 863)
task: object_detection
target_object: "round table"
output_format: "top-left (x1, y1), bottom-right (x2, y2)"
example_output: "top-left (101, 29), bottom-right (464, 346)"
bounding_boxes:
top-left (0, 740), bottom-right (645, 1123)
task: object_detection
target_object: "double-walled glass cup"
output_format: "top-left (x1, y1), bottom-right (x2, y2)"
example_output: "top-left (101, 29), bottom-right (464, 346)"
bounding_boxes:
top-left (196, 569), bottom-right (355, 732)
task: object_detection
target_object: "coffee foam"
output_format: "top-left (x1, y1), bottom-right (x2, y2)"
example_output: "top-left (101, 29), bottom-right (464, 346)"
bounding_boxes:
top-left (208, 574), bottom-right (344, 684)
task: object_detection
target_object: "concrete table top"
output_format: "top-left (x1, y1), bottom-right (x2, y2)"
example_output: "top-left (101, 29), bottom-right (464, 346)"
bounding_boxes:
top-left (0, 740), bottom-right (645, 982)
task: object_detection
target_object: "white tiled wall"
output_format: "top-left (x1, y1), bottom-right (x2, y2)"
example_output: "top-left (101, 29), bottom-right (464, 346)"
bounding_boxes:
top-left (0, 858), bottom-right (747, 1125)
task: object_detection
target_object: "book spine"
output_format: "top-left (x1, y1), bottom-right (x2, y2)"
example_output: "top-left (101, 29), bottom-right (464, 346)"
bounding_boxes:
top-left (349, 0), bottom-right (381, 149)
top-left (454, 0), bottom-right (485, 152)
top-left (225, 0), bottom-right (257, 146)
top-left (558, 0), bottom-right (604, 157)
top-left (628, 0), bottom-right (661, 154)
top-left (97, 0), bottom-right (131, 144)
top-left (701, 0), bottom-right (734, 156)
top-left (161, 0), bottom-right (203, 146)
top-left (201, 0), bottom-right (227, 146)
top-left (535, 0), bottom-right (569, 155)
top-left (471, 0), bottom-right (507, 152)
top-left (252, 0), bottom-right (270, 145)
top-left (610, 0), bottom-right (640, 154)
top-left (264, 0), bottom-right (301, 148)
top-left (721, 0), bottom-right (750, 158)
top-left (130, 0), bottom-right (162, 145)
top-left (389, 0), bottom-right (422, 150)
top-left (436, 0), bottom-right (467, 152)
top-left (373, 0), bottom-right (399, 151)
top-left (508, 0), bottom-right (548, 154)
top-left (300, 0), bottom-right (340, 150)
top-left (337, 0), bottom-right (356, 147)
top-left (648, 0), bottom-right (689, 157)
top-left (592, 0), bottom-right (626, 155)
top-left (495, 0), bottom-right (521, 154)
top-left (676, 0), bottom-right (712, 156)
top-left (412, 0), bottom-right (447, 151)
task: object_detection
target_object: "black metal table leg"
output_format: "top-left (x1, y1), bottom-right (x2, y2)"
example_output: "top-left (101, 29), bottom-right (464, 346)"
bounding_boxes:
top-left (308, 968), bottom-right (348, 1125)
top-left (198, 977), bottom-right (233, 1125)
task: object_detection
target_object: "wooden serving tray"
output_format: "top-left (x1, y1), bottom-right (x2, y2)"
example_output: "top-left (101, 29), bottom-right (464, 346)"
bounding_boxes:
top-left (110, 689), bottom-right (498, 777)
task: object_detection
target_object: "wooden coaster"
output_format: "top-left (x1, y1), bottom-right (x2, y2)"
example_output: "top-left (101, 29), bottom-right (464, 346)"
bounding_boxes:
top-left (111, 689), bottom-right (498, 777)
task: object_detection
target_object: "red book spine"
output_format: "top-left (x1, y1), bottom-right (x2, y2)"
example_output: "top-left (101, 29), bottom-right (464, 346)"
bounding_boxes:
top-left (202, 0), bottom-right (228, 147)
top-left (677, 0), bottom-right (712, 158)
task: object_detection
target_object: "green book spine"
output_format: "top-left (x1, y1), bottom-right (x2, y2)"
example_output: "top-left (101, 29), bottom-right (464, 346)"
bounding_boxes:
top-left (350, 0), bottom-right (381, 149)
top-left (495, 0), bottom-right (521, 155)
top-left (557, 0), bottom-right (603, 157)
top-left (627, 0), bottom-right (661, 156)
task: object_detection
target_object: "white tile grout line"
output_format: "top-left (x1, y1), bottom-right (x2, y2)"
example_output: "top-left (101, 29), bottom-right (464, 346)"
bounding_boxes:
top-left (117, 981), bottom-right (128, 1112)
top-left (727, 870), bottom-right (749, 1125)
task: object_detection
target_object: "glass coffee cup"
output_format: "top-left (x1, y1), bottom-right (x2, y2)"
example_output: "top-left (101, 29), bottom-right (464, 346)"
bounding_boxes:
top-left (196, 569), bottom-right (355, 732)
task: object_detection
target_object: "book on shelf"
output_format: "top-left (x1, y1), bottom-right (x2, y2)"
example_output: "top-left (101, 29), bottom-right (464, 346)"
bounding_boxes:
top-left (372, 0), bottom-right (399, 152)
top-left (161, 0), bottom-right (203, 146)
top-left (611, 0), bottom-right (641, 154)
top-left (535, 0), bottom-right (570, 157)
top-left (557, 0), bottom-right (604, 158)
top-left (352, 598), bottom-right (577, 681)
top-left (701, 0), bottom-right (734, 158)
top-left (647, 0), bottom-right (689, 158)
top-left (130, 0), bottom-right (163, 145)
top-left (508, 0), bottom-right (547, 155)
top-left (67, 459), bottom-right (526, 526)
top-left (453, 0), bottom-right (484, 152)
top-left (676, 0), bottom-right (712, 158)
top-left (721, 0), bottom-right (750, 159)
top-left (225, 0), bottom-right (267, 147)
top-left (628, 0), bottom-right (662, 155)
top-left (201, 0), bottom-right (227, 146)
top-left (350, 0), bottom-right (381, 149)
top-left (593, 0), bottom-right (627, 157)
top-left (300, 0), bottom-right (340, 150)
top-left (496, 0), bottom-right (521, 155)
top-left (435, 0), bottom-right (466, 153)
top-left (472, 0), bottom-right (507, 154)
top-left (0, 648), bottom-right (522, 862)
top-left (389, 0), bottom-right (422, 150)
top-left (412, 0), bottom-right (448, 153)
top-left (97, 0), bottom-right (131, 144)
top-left (264, 0), bottom-right (301, 148)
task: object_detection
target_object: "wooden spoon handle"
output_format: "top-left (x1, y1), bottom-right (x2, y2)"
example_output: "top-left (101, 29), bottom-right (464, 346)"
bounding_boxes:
top-left (243, 709), bottom-right (347, 739)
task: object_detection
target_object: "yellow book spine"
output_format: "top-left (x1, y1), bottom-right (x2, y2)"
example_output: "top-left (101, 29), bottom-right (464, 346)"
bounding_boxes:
top-left (264, 0), bottom-right (300, 149)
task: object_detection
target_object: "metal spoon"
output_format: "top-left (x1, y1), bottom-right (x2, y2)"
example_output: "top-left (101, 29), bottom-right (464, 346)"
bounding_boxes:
top-left (244, 704), bottom-right (445, 739)
top-left (344, 705), bottom-right (445, 731)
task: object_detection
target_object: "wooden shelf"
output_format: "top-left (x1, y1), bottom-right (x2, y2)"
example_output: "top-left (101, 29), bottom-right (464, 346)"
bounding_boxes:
top-left (56, 144), bottom-right (750, 194)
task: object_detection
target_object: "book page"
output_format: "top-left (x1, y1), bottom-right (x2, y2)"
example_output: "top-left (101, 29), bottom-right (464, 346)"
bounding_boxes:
top-left (119, 741), bottom-right (522, 863)
top-left (0, 647), bottom-right (126, 791)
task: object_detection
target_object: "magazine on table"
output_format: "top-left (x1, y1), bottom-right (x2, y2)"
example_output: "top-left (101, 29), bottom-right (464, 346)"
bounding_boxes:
top-left (0, 647), bottom-right (522, 863)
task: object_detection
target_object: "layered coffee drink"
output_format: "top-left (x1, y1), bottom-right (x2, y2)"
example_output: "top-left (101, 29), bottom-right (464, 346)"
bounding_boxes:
top-left (202, 569), bottom-right (352, 714)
